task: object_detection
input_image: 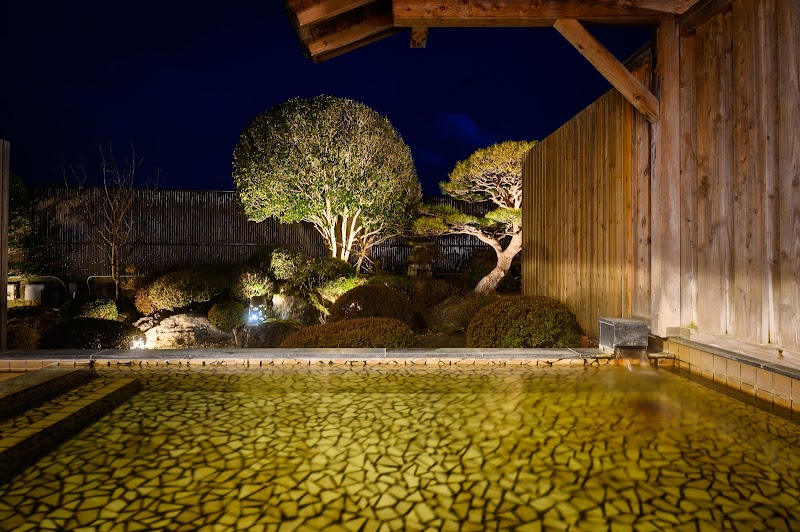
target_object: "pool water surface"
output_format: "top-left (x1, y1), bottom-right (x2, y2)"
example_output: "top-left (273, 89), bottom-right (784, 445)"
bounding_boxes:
top-left (1, 365), bottom-right (799, 531)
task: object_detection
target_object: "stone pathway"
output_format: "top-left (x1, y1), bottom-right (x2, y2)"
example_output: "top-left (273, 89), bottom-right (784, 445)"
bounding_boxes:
top-left (0, 365), bottom-right (799, 531)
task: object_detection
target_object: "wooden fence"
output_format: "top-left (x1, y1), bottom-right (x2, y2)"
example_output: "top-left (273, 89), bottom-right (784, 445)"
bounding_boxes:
top-left (29, 189), bottom-right (491, 276)
top-left (523, 54), bottom-right (651, 338)
top-left (523, 0), bottom-right (800, 354)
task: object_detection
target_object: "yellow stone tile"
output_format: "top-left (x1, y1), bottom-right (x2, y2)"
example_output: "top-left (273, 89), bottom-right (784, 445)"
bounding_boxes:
top-left (741, 383), bottom-right (756, 397)
top-left (756, 389), bottom-right (774, 403)
top-left (775, 396), bottom-right (791, 410)
top-left (774, 374), bottom-right (792, 398)
top-left (756, 368), bottom-right (773, 391)
top-left (713, 355), bottom-right (726, 373)
top-left (740, 364), bottom-right (756, 386)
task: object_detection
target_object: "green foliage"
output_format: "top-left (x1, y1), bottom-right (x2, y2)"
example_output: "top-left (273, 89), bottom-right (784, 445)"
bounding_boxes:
top-left (41, 318), bottom-right (145, 349)
top-left (147, 268), bottom-right (226, 311)
top-left (69, 297), bottom-right (118, 320)
top-left (410, 278), bottom-right (457, 308)
top-left (365, 274), bottom-right (414, 298)
top-left (208, 301), bottom-right (246, 331)
top-left (442, 140), bottom-right (537, 203)
top-left (233, 95), bottom-right (421, 259)
top-left (485, 207), bottom-right (521, 226)
top-left (305, 257), bottom-right (354, 288)
top-left (466, 296), bottom-right (583, 348)
top-left (134, 287), bottom-right (157, 316)
top-left (232, 265), bottom-right (274, 301)
top-left (328, 285), bottom-right (415, 327)
top-left (279, 318), bottom-right (415, 348)
top-left (267, 246), bottom-right (308, 284)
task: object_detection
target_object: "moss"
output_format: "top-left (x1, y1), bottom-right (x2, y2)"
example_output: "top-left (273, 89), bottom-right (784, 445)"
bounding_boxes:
top-left (60, 296), bottom-right (118, 321)
top-left (208, 300), bottom-right (246, 331)
top-left (41, 318), bottom-right (145, 349)
top-left (279, 318), bottom-right (415, 348)
top-left (466, 295), bottom-right (583, 348)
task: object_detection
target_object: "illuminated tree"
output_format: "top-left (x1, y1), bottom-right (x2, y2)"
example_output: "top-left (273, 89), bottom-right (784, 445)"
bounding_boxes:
top-left (414, 140), bottom-right (536, 293)
top-left (233, 95), bottom-right (421, 265)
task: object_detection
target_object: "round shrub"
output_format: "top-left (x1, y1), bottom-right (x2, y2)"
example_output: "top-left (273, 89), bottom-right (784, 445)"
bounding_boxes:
top-left (306, 257), bottom-right (354, 286)
top-left (208, 300), bottom-right (246, 331)
top-left (41, 318), bottom-right (145, 349)
top-left (147, 268), bottom-right (225, 311)
top-left (135, 287), bottom-right (157, 316)
top-left (466, 295), bottom-right (583, 348)
top-left (60, 296), bottom-right (118, 321)
top-left (279, 318), bottom-right (415, 348)
top-left (232, 265), bottom-right (274, 301)
top-left (328, 285), bottom-right (415, 326)
top-left (269, 247), bottom-right (308, 283)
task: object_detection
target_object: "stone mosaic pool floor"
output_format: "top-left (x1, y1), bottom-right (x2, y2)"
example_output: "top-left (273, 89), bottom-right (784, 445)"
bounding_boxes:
top-left (1, 365), bottom-right (799, 531)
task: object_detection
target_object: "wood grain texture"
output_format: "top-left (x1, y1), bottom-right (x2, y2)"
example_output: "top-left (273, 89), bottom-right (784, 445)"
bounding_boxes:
top-left (393, 0), bottom-right (695, 26)
top-left (555, 19), bottom-right (660, 123)
top-left (307, 12), bottom-right (394, 56)
top-left (296, 0), bottom-right (378, 26)
top-left (679, 34), bottom-right (698, 327)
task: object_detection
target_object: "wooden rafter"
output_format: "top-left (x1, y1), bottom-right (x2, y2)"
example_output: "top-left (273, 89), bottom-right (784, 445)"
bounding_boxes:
top-left (314, 28), bottom-right (401, 62)
top-left (307, 13), bottom-right (394, 57)
top-left (393, 0), bottom-right (700, 27)
top-left (410, 26), bottom-right (428, 47)
top-left (554, 18), bottom-right (660, 123)
top-left (296, 0), bottom-right (378, 27)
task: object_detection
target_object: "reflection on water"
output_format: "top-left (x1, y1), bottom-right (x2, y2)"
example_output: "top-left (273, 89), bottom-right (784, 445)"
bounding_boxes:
top-left (1, 365), bottom-right (799, 531)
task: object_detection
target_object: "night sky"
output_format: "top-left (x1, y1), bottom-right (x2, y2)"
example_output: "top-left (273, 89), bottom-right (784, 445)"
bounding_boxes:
top-left (2, 1), bottom-right (651, 196)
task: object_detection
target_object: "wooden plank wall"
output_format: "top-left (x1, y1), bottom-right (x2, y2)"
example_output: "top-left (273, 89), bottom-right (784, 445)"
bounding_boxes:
top-left (27, 190), bottom-right (491, 276)
top-left (522, 59), bottom-right (651, 338)
top-left (682, 0), bottom-right (800, 352)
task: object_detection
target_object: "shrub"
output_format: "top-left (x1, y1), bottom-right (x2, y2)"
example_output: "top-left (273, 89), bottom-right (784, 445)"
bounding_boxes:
top-left (269, 247), bottom-right (309, 283)
top-left (410, 278), bottom-right (457, 308)
top-left (279, 318), bottom-right (415, 348)
top-left (208, 301), bottom-right (246, 331)
top-left (366, 273), bottom-right (414, 298)
top-left (466, 295), bottom-right (583, 348)
top-left (232, 265), bottom-right (274, 301)
top-left (328, 285), bottom-right (415, 326)
top-left (40, 318), bottom-right (145, 349)
top-left (147, 268), bottom-right (226, 311)
top-left (135, 287), bottom-right (158, 316)
top-left (8, 323), bottom-right (42, 349)
top-left (305, 257), bottom-right (354, 287)
top-left (60, 296), bottom-right (118, 321)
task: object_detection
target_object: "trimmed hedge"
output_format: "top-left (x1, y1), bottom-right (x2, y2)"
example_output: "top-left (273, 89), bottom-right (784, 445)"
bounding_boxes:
top-left (269, 247), bottom-right (308, 283)
top-left (60, 296), bottom-right (118, 321)
top-left (147, 268), bottom-right (226, 311)
top-left (466, 295), bottom-right (583, 348)
top-left (279, 318), bottom-right (415, 348)
top-left (135, 287), bottom-right (157, 316)
top-left (232, 265), bottom-right (274, 301)
top-left (328, 285), bottom-right (415, 326)
top-left (208, 300), bottom-right (245, 331)
top-left (41, 318), bottom-right (145, 349)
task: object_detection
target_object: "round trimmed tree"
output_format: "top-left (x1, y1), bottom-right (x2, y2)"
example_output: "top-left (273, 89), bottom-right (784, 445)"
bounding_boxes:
top-left (233, 95), bottom-right (421, 264)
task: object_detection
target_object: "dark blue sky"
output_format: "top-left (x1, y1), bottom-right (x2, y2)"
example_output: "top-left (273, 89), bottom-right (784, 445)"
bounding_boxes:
top-left (2, 1), bottom-right (651, 195)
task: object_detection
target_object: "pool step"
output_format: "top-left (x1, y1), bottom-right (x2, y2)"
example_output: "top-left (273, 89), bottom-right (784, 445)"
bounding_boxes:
top-left (0, 367), bottom-right (97, 422)
top-left (0, 375), bottom-right (142, 484)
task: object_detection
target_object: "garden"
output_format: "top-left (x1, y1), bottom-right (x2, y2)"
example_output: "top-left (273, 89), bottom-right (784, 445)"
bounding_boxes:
top-left (6, 95), bottom-right (587, 351)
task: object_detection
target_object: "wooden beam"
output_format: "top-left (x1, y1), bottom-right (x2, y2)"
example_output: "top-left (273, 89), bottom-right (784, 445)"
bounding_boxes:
top-left (554, 19), bottom-right (660, 123)
top-left (296, 0), bottom-right (378, 27)
top-left (650, 16), bottom-right (681, 336)
top-left (0, 140), bottom-right (9, 350)
top-left (313, 28), bottom-right (401, 62)
top-left (410, 26), bottom-right (428, 48)
top-left (307, 13), bottom-right (394, 57)
top-left (393, 0), bottom-right (697, 27)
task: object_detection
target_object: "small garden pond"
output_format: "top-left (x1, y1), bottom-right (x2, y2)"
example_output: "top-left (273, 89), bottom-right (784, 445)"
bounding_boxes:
top-left (1, 365), bottom-right (799, 530)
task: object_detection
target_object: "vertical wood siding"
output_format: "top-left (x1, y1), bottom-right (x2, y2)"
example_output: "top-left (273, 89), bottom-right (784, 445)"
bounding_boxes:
top-left (522, 0), bottom-right (799, 353)
top-left (29, 190), bottom-right (490, 276)
top-left (523, 68), bottom-right (649, 338)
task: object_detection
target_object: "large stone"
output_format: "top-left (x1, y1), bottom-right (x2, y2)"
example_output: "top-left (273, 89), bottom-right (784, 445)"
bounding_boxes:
top-left (144, 314), bottom-right (233, 349)
top-left (271, 293), bottom-right (317, 326)
top-left (233, 321), bottom-right (300, 348)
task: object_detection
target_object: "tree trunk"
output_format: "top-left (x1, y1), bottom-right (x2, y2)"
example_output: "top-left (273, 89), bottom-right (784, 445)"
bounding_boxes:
top-left (474, 233), bottom-right (522, 294)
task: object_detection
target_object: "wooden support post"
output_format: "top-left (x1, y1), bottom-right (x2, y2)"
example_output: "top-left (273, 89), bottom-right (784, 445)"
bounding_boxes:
top-left (0, 140), bottom-right (9, 350)
top-left (554, 19), bottom-right (661, 123)
top-left (650, 17), bottom-right (682, 336)
top-left (410, 26), bottom-right (428, 48)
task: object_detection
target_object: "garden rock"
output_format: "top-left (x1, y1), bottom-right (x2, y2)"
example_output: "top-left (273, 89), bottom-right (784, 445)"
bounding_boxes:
top-left (271, 293), bottom-right (316, 326)
top-left (144, 314), bottom-right (232, 349)
top-left (233, 321), bottom-right (300, 348)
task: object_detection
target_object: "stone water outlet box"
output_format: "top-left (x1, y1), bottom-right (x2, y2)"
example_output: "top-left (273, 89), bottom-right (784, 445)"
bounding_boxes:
top-left (599, 317), bottom-right (649, 351)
